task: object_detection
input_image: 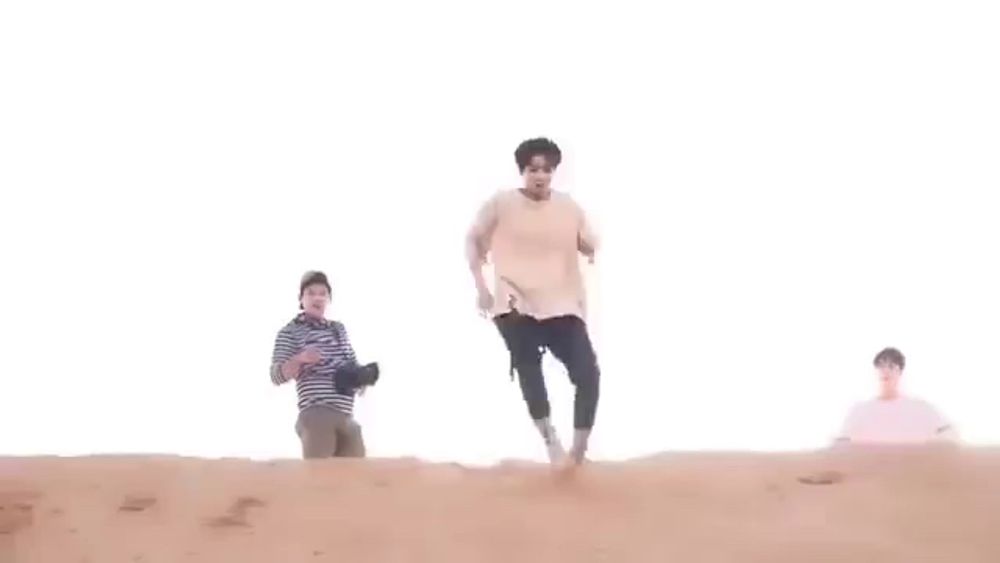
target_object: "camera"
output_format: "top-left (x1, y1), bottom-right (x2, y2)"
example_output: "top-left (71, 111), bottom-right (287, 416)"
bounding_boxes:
top-left (333, 361), bottom-right (380, 392)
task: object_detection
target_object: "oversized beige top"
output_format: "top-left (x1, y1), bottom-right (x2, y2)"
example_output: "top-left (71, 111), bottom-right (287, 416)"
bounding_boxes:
top-left (467, 188), bottom-right (598, 320)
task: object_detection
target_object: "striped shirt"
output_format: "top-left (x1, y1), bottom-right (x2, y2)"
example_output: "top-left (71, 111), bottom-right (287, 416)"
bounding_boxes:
top-left (270, 313), bottom-right (358, 415)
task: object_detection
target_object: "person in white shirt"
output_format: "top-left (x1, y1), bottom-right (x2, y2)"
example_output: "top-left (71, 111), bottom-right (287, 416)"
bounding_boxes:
top-left (836, 347), bottom-right (958, 445)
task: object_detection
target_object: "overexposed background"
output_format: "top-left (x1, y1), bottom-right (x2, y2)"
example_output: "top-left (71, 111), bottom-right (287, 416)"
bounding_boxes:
top-left (1, 1), bottom-right (998, 464)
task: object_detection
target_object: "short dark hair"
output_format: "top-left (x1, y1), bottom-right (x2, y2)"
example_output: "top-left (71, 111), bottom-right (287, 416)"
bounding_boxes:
top-left (514, 137), bottom-right (562, 173)
top-left (873, 347), bottom-right (905, 370)
top-left (298, 270), bottom-right (332, 310)
top-left (299, 270), bottom-right (331, 298)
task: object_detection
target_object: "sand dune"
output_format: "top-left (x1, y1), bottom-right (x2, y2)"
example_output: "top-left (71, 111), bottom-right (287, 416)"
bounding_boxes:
top-left (2, 447), bottom-right (999, 562)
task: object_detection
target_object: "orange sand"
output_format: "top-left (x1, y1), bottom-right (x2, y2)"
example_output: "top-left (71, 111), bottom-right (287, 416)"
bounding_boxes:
top-left (2, 446), bottom-right (999, 562)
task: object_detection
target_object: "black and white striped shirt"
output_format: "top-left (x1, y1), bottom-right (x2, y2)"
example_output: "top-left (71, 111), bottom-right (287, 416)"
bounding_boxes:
top-left (270, 313), bottom-right (358, 415)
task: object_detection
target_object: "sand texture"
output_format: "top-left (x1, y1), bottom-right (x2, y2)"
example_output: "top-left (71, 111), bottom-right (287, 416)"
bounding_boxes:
top-left (2, 446), bottom-right (999, 562)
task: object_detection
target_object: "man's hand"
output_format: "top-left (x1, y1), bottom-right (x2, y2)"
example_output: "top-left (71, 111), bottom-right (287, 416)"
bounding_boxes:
top-left (476, 287), bottom-right (494, 317)
top-left (282, 347), bottom-right (322, 379)
top-left (295, 347), bottom-right (322, 365)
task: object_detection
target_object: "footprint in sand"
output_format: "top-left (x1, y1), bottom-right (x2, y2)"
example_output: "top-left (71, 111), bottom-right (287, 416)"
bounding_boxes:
top-left (119, 495), bottom-right (158, 512)
top-left (797, 470), bottom-right (845, 485)
top-left (0, 491), bottom-right (41, 535)
top-left (765, 482), bottom-right (787, 500)
top-left (206, 496), bottom-right (266, 528)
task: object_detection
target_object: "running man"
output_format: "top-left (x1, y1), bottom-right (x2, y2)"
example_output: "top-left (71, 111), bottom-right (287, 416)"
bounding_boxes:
top-left (836, 347), bottom-right (958, 445)
top-left (465, 137), bottom-right (601, 466)
top-left (270, 271), bottom-right (374, 459)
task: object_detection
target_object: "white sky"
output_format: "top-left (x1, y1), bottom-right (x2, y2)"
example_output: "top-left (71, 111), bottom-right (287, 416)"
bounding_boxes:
top-left (1, 1), bottom-right (998, 465)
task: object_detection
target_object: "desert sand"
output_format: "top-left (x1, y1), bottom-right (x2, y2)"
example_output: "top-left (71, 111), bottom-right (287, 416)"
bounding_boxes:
top-left (2, 446), bottom-right (999, 562)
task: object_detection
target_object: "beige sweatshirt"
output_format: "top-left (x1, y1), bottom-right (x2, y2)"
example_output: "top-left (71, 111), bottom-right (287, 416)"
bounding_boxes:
top-left (467, 188), bottom-right (598, 320)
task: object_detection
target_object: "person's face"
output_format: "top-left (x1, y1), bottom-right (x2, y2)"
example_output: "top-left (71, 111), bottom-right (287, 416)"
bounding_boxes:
top-left (300, 284), bottom-right (330, 317)
top-left (876, 362), bottom-right (902, 397)
top-left (521, 155), bottom-right (555, 197)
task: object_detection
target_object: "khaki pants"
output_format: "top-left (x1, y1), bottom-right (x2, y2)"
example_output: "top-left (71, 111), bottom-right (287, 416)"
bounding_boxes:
top-left (295, 406), bottom-right (366, 459)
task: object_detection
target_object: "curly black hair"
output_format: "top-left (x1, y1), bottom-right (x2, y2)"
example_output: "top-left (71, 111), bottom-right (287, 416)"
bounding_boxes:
top-left (514, 137), bottom-right (562, 173)
top-left (873, 347), bottom-right (905, 370)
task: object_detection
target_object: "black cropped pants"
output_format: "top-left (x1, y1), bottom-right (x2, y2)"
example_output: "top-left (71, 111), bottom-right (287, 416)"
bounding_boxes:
top-left (494, 312), bottom-right (601, 430)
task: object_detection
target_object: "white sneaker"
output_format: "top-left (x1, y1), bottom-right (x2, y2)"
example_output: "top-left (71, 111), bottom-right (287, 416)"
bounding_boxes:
top-left (568, 429), bottom-right (590, 465)
top-left (545, 436), bottom-right (567, 465)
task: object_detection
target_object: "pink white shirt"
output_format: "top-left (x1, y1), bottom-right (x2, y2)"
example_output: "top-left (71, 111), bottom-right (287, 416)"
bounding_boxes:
top-left (466, 188), bottom-right (598, 320)
top-left (837, 397), bottom-right (957, 445)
